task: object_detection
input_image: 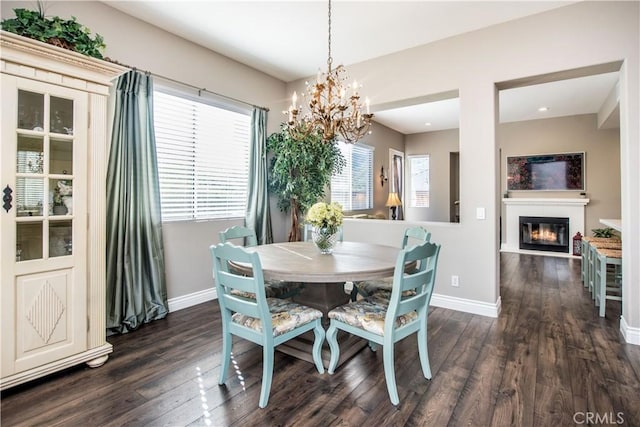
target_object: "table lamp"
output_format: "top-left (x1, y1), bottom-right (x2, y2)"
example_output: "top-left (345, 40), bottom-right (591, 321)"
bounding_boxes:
top-left (385, 192), bottom-right (402, 220)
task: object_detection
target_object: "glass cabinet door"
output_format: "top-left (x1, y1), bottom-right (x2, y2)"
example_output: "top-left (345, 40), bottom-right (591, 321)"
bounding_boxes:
top-left (14, 90), bottom-right (76, 261)
top-left (2, 71), bottom-right (91, 377)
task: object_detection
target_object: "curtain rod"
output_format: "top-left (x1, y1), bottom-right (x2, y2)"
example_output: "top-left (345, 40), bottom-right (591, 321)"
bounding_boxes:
top-left (108, 59), bottom-right (269, 112)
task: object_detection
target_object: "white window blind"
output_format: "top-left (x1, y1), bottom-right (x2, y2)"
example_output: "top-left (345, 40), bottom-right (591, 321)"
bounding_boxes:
top-left (16, 150), bottom-right (44, 212)
top-left (409, 155), bottom-right (430, 207)
top-left (331, 142), bottom-right (373, 211)
top-left (153, 90), bottom-right (250, 221)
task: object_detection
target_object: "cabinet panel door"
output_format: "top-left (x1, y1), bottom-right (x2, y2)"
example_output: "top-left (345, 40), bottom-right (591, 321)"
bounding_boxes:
top-left (13, 269), bottom-right (85, 372)
top-left (1, 75), bottom-right (88, 375)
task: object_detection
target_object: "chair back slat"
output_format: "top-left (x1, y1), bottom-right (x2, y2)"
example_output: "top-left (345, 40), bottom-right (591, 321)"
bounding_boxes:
top-left (220, 292), bottom-right (262, 318)
top-left (395, 271), bottom-right (432, 316)
top-left (215, 269), bottom-right (263, 318)
top-left (216, 269), bottom-right (259, 294)
top-left (219, 225), bottom-right (258, 247)
top-left (385, 242), bottom-right (441, 332)
top-left (210, 243), bottom-right (271, 328)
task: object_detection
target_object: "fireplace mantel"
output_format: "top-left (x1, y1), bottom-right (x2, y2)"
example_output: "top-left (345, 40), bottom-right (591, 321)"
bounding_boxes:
top-left (501, 198), bottom-right (589, 257)
top-left (503, 198), bottom-right (590, 207)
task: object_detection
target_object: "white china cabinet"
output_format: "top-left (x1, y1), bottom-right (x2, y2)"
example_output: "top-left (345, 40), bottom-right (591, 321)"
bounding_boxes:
top-left (0, 31), bottom-right (126, 389)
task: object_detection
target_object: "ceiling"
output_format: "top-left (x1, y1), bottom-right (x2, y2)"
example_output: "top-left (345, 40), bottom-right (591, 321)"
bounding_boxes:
top-left (374, 71), bottom-right (620, 134)
top-left (104, 1), bottom-right (619, 134)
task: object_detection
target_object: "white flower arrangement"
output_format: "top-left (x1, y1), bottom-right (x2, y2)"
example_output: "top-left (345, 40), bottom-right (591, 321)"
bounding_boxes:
top-left (305, 201), bottom-right (343, 233)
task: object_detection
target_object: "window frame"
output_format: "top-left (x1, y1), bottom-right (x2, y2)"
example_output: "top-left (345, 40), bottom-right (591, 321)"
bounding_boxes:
top-left (408, 154), bottom-right (430, 208)
top-left (153, 84), bottom-right (252, 222)
top-left (330, 141), bottom-right (374, 212)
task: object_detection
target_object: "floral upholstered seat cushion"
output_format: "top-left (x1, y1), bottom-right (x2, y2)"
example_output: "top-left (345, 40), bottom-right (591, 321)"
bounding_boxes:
top-left (230, 280), bottom-right (302, 300)
top-left (232, 298), bottom-right (322, 337)
top-left (328, 299), bottom-right (418, 336)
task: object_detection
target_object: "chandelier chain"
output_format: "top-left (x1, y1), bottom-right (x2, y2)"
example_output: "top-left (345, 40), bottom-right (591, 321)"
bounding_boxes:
top-left (327, 0), bottom-right (332, 66)
top-left (284, 0), bottom-right (373, 143)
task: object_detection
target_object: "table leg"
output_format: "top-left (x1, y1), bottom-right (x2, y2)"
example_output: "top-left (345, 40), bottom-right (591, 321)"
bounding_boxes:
top-left (276, 330), bottom-right (367, 370)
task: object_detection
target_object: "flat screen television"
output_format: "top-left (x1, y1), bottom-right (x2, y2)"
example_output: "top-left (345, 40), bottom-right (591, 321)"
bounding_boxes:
top-left (506, 152), bottom-right (584, 191)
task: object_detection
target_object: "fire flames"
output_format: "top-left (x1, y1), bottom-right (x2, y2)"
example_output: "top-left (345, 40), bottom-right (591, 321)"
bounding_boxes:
top-left (531, 229), bottom-right (558, 242)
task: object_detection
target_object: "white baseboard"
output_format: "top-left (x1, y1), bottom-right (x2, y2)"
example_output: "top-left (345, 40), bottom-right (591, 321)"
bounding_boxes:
top-left (500, 244), bottom-right (579, 259)
top-left (620, 316), bottom-right (640, 345)
top-left (431, 293), bottom-right (501, 318)
top-left (168, 288), bottom-right (217, 313)
top-left (167, 287), bottom-right (502, 319)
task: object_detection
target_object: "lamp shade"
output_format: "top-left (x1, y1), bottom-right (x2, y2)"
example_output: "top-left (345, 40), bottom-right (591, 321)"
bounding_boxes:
top-left (385, 192), bottom-right (402, 207)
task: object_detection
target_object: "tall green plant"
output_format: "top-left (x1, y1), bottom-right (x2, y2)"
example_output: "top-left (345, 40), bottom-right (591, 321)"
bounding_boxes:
top-left (267, 125), bottom-right (345, 242)
top-left (1, 7), bottom-right (105, 59)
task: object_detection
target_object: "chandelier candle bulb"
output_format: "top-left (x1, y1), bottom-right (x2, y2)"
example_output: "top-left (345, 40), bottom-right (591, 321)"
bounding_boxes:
top-left (366, 98), bottom-right (370, 114)
top-left (292, 91), bottom-right (297, 110)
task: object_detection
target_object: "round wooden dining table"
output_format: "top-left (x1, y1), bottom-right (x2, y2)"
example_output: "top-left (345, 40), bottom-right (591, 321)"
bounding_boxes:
top-left (233, 241), bottom-right (404, 318)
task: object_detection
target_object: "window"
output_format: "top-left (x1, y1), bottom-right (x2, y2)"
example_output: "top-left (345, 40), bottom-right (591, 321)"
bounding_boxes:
top-left (331, 142), bottom-right (373, 211)
top-left (153, 90), bottom-right (250, 221)
top-left (16, 149), bottom-right (44, 213)
top-left (409, 155), bottom-right (430, 207)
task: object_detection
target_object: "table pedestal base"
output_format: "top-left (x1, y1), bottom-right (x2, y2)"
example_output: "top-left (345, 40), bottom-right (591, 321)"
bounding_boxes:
top-left (277, 330), bottom-right (368, 369)
top-left (292, 282), bottom-right (350, 323)
top-left (282, 282), bottom-right (367, 368)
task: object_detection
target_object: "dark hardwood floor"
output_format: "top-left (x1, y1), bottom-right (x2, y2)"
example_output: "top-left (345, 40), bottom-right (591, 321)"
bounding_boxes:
top-left (2, 253), bottom-right (639, 426)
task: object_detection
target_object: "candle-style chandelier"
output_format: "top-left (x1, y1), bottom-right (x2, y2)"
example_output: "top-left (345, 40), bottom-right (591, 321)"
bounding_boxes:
top-left (285, 0), bottom-right (373, 143)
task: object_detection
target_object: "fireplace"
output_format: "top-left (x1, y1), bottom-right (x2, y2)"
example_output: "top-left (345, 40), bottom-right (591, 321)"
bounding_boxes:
top-left (502, 198), bottom-right (588, 257)
top-left (519, 216), bottom-right (570, 253)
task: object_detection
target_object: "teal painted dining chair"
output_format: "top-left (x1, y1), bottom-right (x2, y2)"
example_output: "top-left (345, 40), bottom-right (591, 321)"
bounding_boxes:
top-left (351, 226), bottom-right (431, 301)
top-left (210, 243), bottom-right (325, 408)
top-left (219, 225), bottom-right (301, 299)
top-left (326, 240), bottom-right (441, 406)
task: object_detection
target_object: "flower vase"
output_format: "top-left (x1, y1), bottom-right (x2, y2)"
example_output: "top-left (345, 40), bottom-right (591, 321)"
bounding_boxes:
top-left (53, 205), bottom-right (68, 215)
top-left (312, 226), bottom-right (339, 254)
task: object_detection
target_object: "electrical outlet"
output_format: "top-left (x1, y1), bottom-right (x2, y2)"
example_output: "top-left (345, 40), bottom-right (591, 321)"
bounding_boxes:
top-left (451, 275), bottom-right (459, 287)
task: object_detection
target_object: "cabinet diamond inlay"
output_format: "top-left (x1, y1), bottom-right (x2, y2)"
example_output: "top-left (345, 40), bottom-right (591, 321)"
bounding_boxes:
top-left (26, 281), bottom-right (66, 343)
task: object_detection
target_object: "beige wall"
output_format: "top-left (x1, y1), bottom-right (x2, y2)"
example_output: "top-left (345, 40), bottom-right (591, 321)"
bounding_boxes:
top-left (354, 122), bottom-right (405, 219)
top-left (498, 114), bottom-right (621, 240)
top-left (0, 1), bottom-right (288, 301)
top-left (4, 2), bottom-right (638, 339)
top-left (0, 1), bottom-right (287, 135)
top-left (405, 129), bottom-right (459, 222)
top-left (291, 2), bottom-right (639, 337)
